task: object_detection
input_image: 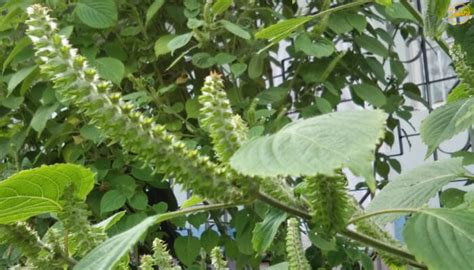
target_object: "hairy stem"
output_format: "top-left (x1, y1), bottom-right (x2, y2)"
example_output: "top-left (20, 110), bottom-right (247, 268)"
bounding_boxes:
top-left (347, 208), bottom-right (419, 224)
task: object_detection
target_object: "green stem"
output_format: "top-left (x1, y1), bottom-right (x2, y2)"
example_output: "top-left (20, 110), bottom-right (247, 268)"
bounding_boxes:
top-left (341, 229), bottom-right (427, 269)
top-left (157, 203), bottom-right (239, 222)
top-left (309, 0), bottom-right (373, 20)
top-left (256, 192), bottom-right (427, 269)
top-left (348, 208), bottom-right (419, 224)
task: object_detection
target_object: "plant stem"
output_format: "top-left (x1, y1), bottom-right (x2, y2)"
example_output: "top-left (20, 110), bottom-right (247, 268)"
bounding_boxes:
top-left (310, 0), bottom-right (373, 20)
top-left (256, 192), bottom-right (427, 269)
top-left (256, 191), bottom-right (311, 219)
top-left (341, 229), bottom-right (427, 269)
top-left (347, 208), bottom-right (419, 224)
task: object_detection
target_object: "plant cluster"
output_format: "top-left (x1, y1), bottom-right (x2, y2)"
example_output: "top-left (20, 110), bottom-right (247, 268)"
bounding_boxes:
top-left (0, 0), bottom-right (473, 270)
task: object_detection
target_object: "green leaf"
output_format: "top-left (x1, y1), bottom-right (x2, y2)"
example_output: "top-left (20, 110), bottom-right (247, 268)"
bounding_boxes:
top-left (214, 52), bottom-right (236, 65)
top-left (80, 125), bottom-right (102, 143)
top-left (295, 34), bottom-right (335, 58)
top-left (182, 195), bottom-right (204, 208)
top-left (94, 57), bottom-right (125, 85)
top-left (3, 37), bottom-right (31, 72)
top-left (174, 236), bottom-right (201, 266)
top-left (255, 16), bottom-right (313, 40)
top-left (0, 164), bottom-right (94, 224)
top-left (192, 52), bottom-right (216, 68)
top-left (100, 190), bottom-right (127, 214)
top-left (201, 229), bottom-right (219, 252)
top-left (424, 0), bottom-right (450, 37)
top-left (440, 188), bottom-right (466, 208)
top-left (266, 262), bottom-right (289, 270)
top-left (375, 0), bottom-right (392, 6)
top-left (404, 209), bottom-right (474, 270)
top-left (248, 53), bottom-right (264, 79)
top-left (212, 0), bottom-right (232, 15)
top-left (355, 34), bottom-right (389, 57)
top-left (230, 110), bottom-right (387, 191)
top-left (352, 83), bottom-right (387, 107)
top-left (94, 211), bottom-right (126, 231)
top-left (252, 209), bottom-right (287, 253)
top-left (7, 65), bottom-right (37, 95)
top-left (145, 0), bottom-right (165, 25)
top-left (346, 13), bottom-right (367, 32)
top-left (30, 103), bottom-right (59, 134)
top-left (154, 35), bottom-right (176, 57)
top-left (75, 216), bottom-right (158, 270)
top-left (220, 20), bottom-right (251, 40)
top-left (167, 32), bottom-right (193, 53)
top-left (447, 84), bottom-right (470, 103)
top-left (366, 158), bottom-right (466, 224)
top-left (128, 191), bottom-right (148, 210)
top-left (420, 98), bottom-right (474, 157)
top-left (75, 0), bottom-right (118, 29)
top-left (230, 63), bottom-right (247, 76)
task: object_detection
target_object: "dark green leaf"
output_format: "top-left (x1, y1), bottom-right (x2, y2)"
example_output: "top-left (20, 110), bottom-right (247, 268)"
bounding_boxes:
top-left (75, 0), bottom-right (118, 29)
top-left (174, 236), bottom-right (201, 266)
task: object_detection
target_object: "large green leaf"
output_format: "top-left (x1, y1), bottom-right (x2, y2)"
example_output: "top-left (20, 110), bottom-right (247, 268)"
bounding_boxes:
top-left (252, 209), bottom-right (287, 253)
top-left (420, 98), bottom-right (474, 157)
top-left (74, 216), bottom-right (158, 270)
top-left (352, 83), bottom-right (387, 107)
top-left (94, 57), bottom-right (125, 85)
top-left (0, 164), bottom-right (95, 224)
top-left (404, 209), bottom-right (474, 270)
top-left (366, 158), bottom-right (467, 224)
top-left (75, 0), bottom-right (118, 29)
top-left (76, 205), bottom-right (230, 270)
top-left (230, 110), bottom-right (387, 190)
top-left (424, 0), bottom-right (450, 37)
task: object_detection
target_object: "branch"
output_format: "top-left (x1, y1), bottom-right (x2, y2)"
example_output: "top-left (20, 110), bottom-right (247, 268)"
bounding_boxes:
top-left (347, 208), bottom-right (419, 224)
top-left (256, 191), bottom-right (311, 220)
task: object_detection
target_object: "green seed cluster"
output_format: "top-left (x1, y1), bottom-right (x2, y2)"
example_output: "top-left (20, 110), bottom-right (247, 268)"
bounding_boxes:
top-left (286, 218), bottom-right (311, 270)
top-left (451, 44), bottom-right (474, 93)
top-left (198, 74), bottom-right (299, 206)
top-left (139, 255), bottom-right (154, 270)
top-left (152, 239), bottom-right (181, 270)
top-left (199, 72), bottom-right (248, 163)
top-left (305, 174), bottom-right (349, 234)
top-left (348, 199), bottom-right (406, 268)
top-left (58, 187), bottom-right (106, 257)
top-left (25, 4), bottom-right (250, 202)
top-left (211, 247), bottom-right (227, 270)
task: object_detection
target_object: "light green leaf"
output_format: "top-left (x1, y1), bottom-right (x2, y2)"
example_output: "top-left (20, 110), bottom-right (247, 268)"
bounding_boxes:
top-left (167, 32), bottom-right (193, 53)
top-left (366, 158), bottom-right (466, 224)
top-left (220, 20), bottom-right (251, 40)
top-left (248, 53), bottom-right (264, 79)
top-left (100, 190), bottom-right (127, 214)
top-left (352, 83), bottom-right (387, 107)
top-left (30, 103), bottom-right (59, 134)
top-left (94, 57), bottom-right (125, 85)
top-left (75, 0), bottom-right (118, 29)
top-left (0, 164), bottom-right (95, 224)
top-left (182, 195), bottom-right (204, 208)
top-left (404, 209), bottom-right (474, 270)
top-left (7, 65), bottom-right (37, 95)
top-left (447, 84), bottom-right (470, 103)
top-left (154, 35), bottom-right (176, 57)
top-left (93, 211), bottom-right (126, 231)
top-left (145, 0), bottom-right (165, 25)
top-left (424, 0), bottom-right (450, 37)
top-left (375, 0), bottom-right (392, 6)
top-left (230, 110), bottom-right (387, 190)
top-left (214, 52), bottom-right (236, 65)
top-left (174, 236), bottom-right (201, 266)
top-left (355, 34), bottom-right (389, 57)
top-left (212, 0), bottom-right (232, 15)
top-left (420, 98), bottom-right (474, 157)
top-left (255, 16), bottom-right (313, 40)
top-left (75, 216), bottom-right (158, 270)
top-left (252, 209), bottom-right (287, 253)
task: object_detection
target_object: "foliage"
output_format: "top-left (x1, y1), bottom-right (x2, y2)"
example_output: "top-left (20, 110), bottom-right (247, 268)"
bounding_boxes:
top-left (0, 0), bottom-right (472, 270)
